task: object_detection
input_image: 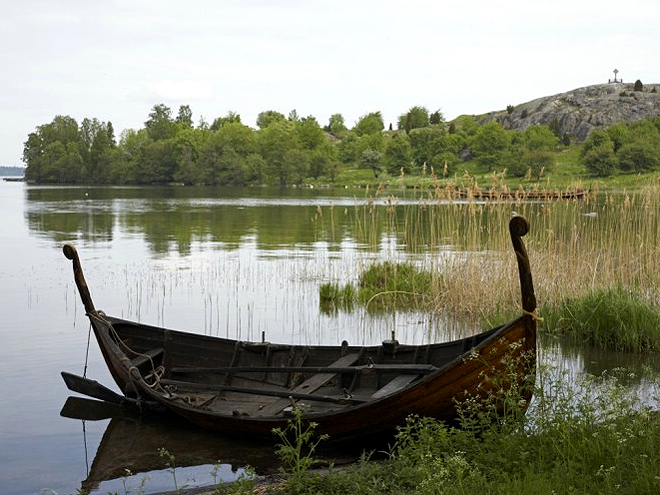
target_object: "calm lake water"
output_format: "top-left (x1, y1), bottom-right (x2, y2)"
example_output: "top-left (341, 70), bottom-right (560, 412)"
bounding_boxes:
top-left (1, 179), bottom-right (658, 494)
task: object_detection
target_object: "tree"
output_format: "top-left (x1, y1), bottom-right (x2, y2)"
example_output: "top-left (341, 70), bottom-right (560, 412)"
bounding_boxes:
top-left (521, 125), bottom-right (559, 151)
top-left (429, 109), bottom-right (444, 125)
top-left (634, 79), bottom-right (643, 92)
top-left (359, 148), bottom-right (382, 178)
top-left (295, 116), bottom-right (325, 150)
top-left (353, 112), bottom-right (384, 136)
top-left (408, 126), bottom-right (450, 168)
top-left (606, 123), bottom-right (630, 152)
top-left (113, 128), bottom-right (151, 183)
top-left (144, 104), bottom-right (177, 140)
top-left (617, 140), bottom-right (660, 171)
top-left (256, 110), bottom-right (286, 129)
top-left (23, 115), bottom-right (84, 182)
top-left (211, 111), bottom-right (242, 130)
top-left (470, 121), bottom-right (511, 169)
top-left (137, 139), bottom-right (177, 183)
top-left (580, 131), bottom-right (617, 176)
top-left (383, 133), bottom-right (412, 175)
top-left (327, 114), bottom-right (347, 136)
top-left (397, 106), bottom-right (430, 133)
top-left (176, 105), bottom-right (194, 128)
top-left (172, 128), bottom-right (209, 185)
top-left (258, 120), bottom-right (298, 186)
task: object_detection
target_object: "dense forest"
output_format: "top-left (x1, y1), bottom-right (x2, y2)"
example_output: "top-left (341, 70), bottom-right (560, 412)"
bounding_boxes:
top-left (22, 103), bottom-right (660, 185)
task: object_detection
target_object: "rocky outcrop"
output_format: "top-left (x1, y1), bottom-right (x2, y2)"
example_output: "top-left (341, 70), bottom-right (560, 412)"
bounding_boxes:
top-left (480, 82), bottom-right (660, 141)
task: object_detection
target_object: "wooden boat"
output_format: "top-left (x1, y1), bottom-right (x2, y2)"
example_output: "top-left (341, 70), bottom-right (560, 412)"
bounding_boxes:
top-left (62, 215), bottom-right (538, 441)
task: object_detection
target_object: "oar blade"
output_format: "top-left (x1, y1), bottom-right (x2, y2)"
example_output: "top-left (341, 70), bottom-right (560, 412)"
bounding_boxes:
top-left (61, 371), bottom-right (127, 405)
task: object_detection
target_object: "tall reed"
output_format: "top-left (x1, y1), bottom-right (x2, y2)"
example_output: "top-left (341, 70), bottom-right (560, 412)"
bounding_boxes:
top-left (342, 181), bottom-right (660, 322)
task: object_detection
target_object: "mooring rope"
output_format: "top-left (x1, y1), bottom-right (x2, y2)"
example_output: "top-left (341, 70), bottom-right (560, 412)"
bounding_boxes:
top-left (522, 308), bottom-right (543, 322)
top-left (83, 321), bottom-right (92, 378)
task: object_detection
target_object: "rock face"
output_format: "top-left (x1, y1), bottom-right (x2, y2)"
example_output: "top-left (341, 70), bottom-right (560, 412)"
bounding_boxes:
top-left (481, 82), bottom-right (660, 141)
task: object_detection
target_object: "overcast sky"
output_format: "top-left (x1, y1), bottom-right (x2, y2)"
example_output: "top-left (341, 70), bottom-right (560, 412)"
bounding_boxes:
top-left (2, 0), bottom-right (660, 166)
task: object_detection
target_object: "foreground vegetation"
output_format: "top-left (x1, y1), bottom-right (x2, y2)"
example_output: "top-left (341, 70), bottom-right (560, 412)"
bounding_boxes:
top-left (273, 368), bottom-right (660, 495)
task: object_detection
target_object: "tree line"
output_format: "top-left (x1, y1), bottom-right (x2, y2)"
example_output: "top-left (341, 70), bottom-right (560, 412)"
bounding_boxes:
top-left (22, 103), bottom-right (660, 185)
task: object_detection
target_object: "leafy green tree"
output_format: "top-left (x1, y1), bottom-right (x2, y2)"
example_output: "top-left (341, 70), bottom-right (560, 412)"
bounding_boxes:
top-left (284, 148), bottom-right (309, 185)
top-left (606, 123), bottom-right (630, 152)
top-left (113, 128), bottom-right (151, 183)
top-left (383, 133), bottom-right (412, 175)
top-left (617, 140), bottom-right (660, 171)
top-left (353, 112), bottom-right (384, 136)
top-left (213, 122), bottom-right (257, 156)
top-left (172, 128), bottom-right (209, 184)
top-left (307, 141), bottom-right (338, 179)
top-left (137, 139), bottom-right (177, 183)
top-left (634, 79), bottom-right (643, 92)
top-left (23, 115), bottom-right (84, 182)
top-left (245, 153), bottom-right (266, 183)
top-left (408, 126), bottom-right (450, 168)
top-left (521, 125), bottom-right (559, 151)
top-left (210, 111), bottom-right (242, 130)
top-left (327, 114), bottom-right (347, 136)
top-left (258, 120), bottom-right (298, 186)
top-left (295, 116), bottom-right (325, 150)
top-left (196, 122), bottom-right (256, 185)
top-left (397, 106), bottom-right (430, 133)
top-left (79, 118), bottom-right (116, 182)
top-left (581, 131), bottom-right (617, 176)
top-left (176, 105), bottom-right (193, 128)
top-left (337, 131), bottom-right (360, 165)
top-left (256, 110), bottom-right (286, 129)
top-left (144, 104), bottom-right (177, 140)
top-left (359, 148), bottom-right (382, 178)
top-left (470, 121), bottom-right (511, 169)
top-left (429, 109), bottom-right (444, 125)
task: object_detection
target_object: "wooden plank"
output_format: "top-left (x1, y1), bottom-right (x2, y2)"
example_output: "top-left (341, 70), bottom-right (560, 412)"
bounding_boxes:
top-left (130, 347), bottom-right (163, 369)
top-left (370, 374), bottom-right (420, 400)
top-left (169, 363), bottom-right (437, 375)
top-left (258, 353), bottom-right (360, 416)
top-left (157, 378), bottom-right (365, 405)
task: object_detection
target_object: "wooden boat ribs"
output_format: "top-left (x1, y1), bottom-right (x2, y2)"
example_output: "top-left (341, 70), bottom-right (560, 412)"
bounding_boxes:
top-left (62, 215), bottom-right (538, 440)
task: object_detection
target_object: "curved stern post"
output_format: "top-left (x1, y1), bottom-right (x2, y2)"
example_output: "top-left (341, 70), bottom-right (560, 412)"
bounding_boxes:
top-left (508, 216), bottom-right (536, 315)
top-left (63, 244), bottom-right (96, 315)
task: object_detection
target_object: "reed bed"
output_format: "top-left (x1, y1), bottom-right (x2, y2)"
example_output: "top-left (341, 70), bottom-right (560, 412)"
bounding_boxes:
top-left (342, 180), bottom-right (660, 325)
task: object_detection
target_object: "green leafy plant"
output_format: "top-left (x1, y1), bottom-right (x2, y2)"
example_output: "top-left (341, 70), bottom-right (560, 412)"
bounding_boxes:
top-left (159, 447), bottom-right (188, 493)
top-left (272, 404), bottom-right (329, 492)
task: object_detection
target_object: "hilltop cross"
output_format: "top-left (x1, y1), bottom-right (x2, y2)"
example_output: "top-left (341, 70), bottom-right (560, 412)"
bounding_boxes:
top-left (613, 68), bottom-right (619, 83)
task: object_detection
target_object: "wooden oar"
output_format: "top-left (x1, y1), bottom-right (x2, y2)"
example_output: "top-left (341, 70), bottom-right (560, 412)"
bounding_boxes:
top-left (61, 371), bottom-right (135, 405)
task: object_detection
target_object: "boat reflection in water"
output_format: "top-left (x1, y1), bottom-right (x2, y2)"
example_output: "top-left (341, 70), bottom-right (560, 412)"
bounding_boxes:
top-left (60, 396), bottom-right (283, 494)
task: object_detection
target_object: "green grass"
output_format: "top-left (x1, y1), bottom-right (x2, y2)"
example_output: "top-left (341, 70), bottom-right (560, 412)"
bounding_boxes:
top-left (268, 366), bottom-right (660, 495)
top-left (541, 286), bottom-right (660, 352)
top-left (319, 262), bottom-right (433, 313)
